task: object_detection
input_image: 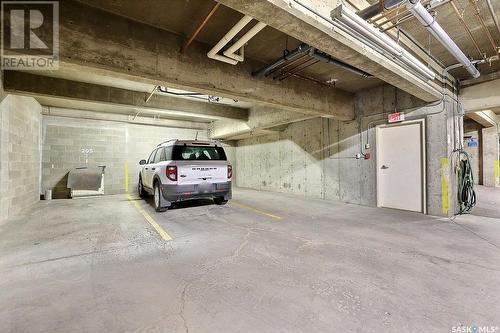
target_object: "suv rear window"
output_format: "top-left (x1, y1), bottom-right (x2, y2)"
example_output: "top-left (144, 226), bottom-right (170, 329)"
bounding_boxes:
top-left (172, 145), bottom-right (227, 161)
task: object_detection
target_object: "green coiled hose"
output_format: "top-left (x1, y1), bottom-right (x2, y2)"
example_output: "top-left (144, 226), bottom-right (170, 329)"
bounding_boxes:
top-left (456, 150), bottom-right (476, 214)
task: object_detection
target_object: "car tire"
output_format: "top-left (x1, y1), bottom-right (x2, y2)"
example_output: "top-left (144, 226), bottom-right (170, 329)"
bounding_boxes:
top-left (214, 197), bottom-right (228, 205)
top-left (154, 182), bottom-right (167, 212)
top-left (138, 176), bottom-right (147, 198)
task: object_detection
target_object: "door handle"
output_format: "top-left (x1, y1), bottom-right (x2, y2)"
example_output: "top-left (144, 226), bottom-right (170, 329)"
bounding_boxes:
top-left (145, 167), bottom-right (149, 170)
top-left (381, 165), bottom-right (389, 169)
top-left (151, 168), bottom-right (156, 171)
top-left (180, 175), bottom-right (187, 178)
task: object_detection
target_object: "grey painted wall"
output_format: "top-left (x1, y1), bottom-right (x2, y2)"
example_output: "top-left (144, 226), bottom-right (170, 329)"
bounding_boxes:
top-left (41, 116), bottom-right (213, 198)
top-left (0, 95), bottom-right (42, 223)
top-left (235, 118), bottom-right (366, 204)
top-left (235, 85), bottom-right (458, 216)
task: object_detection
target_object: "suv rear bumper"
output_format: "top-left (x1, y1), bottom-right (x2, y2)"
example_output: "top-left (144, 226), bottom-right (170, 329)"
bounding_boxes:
top-left (160, 181), bottom-right (232, 206)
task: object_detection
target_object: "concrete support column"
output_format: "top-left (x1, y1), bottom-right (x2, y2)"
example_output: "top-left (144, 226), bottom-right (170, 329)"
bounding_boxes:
top-left (482, 126), bottom-right (500, 187)
top-left (0, 95), bottom-right (42, 224)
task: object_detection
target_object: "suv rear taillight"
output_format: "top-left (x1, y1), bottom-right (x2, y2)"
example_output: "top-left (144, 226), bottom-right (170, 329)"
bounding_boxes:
top-left (228, 165), bottom-right (232, 179)
top-left (166, 166), bottom-right (177, 181)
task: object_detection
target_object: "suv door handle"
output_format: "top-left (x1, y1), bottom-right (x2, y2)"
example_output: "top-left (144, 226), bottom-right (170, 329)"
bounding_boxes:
top-left (151, 168), bottom-right (156, 171)
top-left (145, 167), bottom-right (149, 170)
top-left (381, 165), bottom-right (389, 169)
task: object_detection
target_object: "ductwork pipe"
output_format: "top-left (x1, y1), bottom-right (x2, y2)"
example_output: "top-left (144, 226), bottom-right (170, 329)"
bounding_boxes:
top-left (223, 21), bottom-right (267, 61)
top-left (252, 43), bottom-right (372, 78)
top-left (331, 5), bottom-right (436, 80)
top-left (406, 0), bottom-right (480, 78)
top-left (308, 50), bottom-right (372, 77)
top-left (252, 43), bottom-right (312, 76)
top-left (207, 15), bottom-right (253, 65)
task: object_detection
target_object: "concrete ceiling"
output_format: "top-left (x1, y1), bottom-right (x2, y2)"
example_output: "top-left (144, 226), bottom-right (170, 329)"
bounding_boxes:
top-left (6, 0), bottom-right (497, 130)
top-left (74, 0), bottom-right (500, 88)
top-left (396, 0), bottom-right (500, 79)
top-left (15, 0), bottom-right (354, 122)
top-left (75, 0), bottom-right (384, 93)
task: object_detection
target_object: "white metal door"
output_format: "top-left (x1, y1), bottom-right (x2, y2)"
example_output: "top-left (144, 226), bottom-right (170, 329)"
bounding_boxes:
top-left (376, 120), bottom-right (425, 213)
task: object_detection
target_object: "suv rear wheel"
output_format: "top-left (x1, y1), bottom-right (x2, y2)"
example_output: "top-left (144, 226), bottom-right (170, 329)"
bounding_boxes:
top-left (154, 182), bottom-right (167, 212)
top-left (214, 196), bottom-right (228, 205)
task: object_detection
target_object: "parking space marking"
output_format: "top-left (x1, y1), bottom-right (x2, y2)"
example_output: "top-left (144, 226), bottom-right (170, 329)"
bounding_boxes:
top-left (124, 161), bottom-right (129, 193)
top-left (127, 195), bottom-right (173, 241)
top-left (230, 201), bottom-right (282, 220)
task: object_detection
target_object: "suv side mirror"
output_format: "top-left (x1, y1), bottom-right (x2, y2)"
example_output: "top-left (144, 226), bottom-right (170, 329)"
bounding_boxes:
top-left (139, 159), bottom-right (147, 165)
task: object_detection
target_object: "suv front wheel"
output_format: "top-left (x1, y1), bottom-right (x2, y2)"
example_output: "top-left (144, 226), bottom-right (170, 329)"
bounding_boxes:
top-left (154, 182), bottom-right (167, 212)
top-left (138, 176), bottom-right (147, 198)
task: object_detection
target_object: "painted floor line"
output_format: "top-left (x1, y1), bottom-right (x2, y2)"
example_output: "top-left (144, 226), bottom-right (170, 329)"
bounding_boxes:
top-left (127, 194), bottom-right (173, 241)
top-left (230, 201), bottom-right (282, 220)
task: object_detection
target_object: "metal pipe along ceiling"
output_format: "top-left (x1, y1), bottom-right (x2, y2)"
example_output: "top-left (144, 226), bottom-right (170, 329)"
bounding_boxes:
top-left (252, 43), bottom-right (312, 77)
top-left (331, 4), bottom-right (436, 80)
top-left (406, 0), bottom-right (480, 78)
top-left (252, 43), bottom-right (372, 78)
top-left (308, 50), bottom-right (373, 77)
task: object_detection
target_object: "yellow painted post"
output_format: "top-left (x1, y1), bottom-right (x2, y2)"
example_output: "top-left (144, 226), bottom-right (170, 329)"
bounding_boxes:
top-left (495, 160), bottom-right (499, 186)
top-left (124, 161), bottom-right (129, 193)
top-left (440, 157), bottom-right (449, 215)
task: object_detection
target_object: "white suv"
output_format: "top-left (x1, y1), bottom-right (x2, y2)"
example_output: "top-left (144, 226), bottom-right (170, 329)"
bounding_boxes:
top-left (138, 140), bottom-right (232, 212)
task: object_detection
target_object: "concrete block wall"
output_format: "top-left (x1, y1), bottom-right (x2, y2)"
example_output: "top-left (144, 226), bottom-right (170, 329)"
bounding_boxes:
top-left (235, 85), bottom-right (458, 216)
top-left (42, 115), bottom-right (208, 198)
top-left (42, 116), bottom-right (211, 198)
top-left (0, 95), bottom-right (42, 223)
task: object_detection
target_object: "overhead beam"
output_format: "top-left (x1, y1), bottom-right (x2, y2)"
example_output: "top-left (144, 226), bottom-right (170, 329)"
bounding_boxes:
top-left (21, 0), bottom-right (354, 120)
top-left (216, 0), bottom-right (442, 102)
top-left (460, 78), bottom-right (500, 112)
top-left (33, 96), bottom-right (214, 123)
top-left (211, 105), bottom-right (316, 139)
top-left (466, 111), bottom-right (499, 128)
top-left (3, 71), bottom-right (248, 121)
top-left (42, 107), bottom-right (209, 130)
top-left (460, 70), bottom-right (500, 88)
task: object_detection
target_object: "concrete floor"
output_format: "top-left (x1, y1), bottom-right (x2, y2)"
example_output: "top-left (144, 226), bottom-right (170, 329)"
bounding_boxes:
top-left (0, 188), bottom-right (499, 333)
top-left (472, 185), bottom-right (500, 219)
